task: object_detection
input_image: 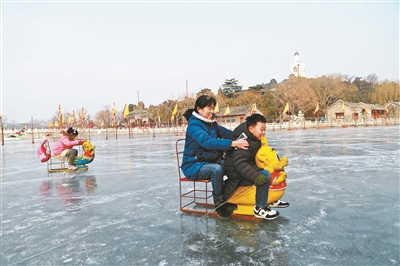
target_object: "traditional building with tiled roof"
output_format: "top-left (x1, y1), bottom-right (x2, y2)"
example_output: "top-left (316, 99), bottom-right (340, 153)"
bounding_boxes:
top-left (326, 100), bottom-right (396, 126)
top-left (217, 104), bottom-right (263, 129)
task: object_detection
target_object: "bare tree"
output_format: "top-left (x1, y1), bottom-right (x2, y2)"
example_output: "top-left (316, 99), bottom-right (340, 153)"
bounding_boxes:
top-left (370, 80), bottom-right (400, 104)
top-left (274, 77), bottom-right (317, 116)
top-left (226, 89), bottom-right (262, 110)
top-left (365, 73), bottom-right (379, 85)
top-left (94, 105), bottom-right (112, 127)
top-left (197, 88), bottom-right (214, 98)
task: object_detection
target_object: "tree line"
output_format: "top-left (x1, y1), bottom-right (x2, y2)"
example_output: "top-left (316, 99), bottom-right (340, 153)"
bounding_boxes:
top-left (217, 75), bottom-right (399, 120)
top-left (46, 74), bottom-right (399, 128)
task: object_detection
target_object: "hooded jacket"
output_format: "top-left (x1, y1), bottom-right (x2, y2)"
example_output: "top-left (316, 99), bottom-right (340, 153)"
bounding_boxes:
top-left (224, 121), bottom-right (263, 187)
top-left (181, 112), bottom-right (233, 180)
top-left (53, 135), bottom-right (84, 155)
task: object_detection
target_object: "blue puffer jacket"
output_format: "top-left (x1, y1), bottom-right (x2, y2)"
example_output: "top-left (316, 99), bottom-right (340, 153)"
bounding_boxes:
top-left (181, 112), bottom-right (234, 180)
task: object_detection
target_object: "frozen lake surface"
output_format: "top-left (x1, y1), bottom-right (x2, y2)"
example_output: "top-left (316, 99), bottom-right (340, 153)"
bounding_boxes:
top-left (1, 126), bottom-right (399, 265)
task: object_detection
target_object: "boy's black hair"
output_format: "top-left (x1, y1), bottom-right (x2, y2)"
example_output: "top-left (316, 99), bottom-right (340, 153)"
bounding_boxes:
top-left (246, 113), bottom-right (266, 127)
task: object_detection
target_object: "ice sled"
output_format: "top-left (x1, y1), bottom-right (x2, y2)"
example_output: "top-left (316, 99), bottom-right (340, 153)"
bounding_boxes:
top-left (44, 140), bottom-right (96, 173)
top-left (227, 171), bottom-right (287, 215)
top-left (227, 136), bottom-right (288, 215)
top-left (176, 137), bottom-right (288, 221)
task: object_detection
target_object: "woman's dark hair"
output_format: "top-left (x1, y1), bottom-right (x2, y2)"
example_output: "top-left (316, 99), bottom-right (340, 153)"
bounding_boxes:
top-left (183, 95), bottom-right (217, 120)
top-left (246, 113), bottom-right (266, 127)
top-left (195, 95), bottom-right (217, 109)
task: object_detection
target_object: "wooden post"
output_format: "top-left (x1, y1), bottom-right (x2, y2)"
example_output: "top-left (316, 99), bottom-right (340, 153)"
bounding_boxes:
top-left (272, 114), bottom-right (275, 131)
top-left (1, 115), bottom-right (4, 145)
top-left (128, 119), bottom-right (131, 139)
top-left (31, 116), bottom-right (35, 144)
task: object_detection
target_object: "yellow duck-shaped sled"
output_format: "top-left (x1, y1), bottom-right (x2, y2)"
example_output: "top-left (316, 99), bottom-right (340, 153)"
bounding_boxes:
top-left (71, 141), bottom-right (96, 169)
top-left (228, 136), bottom-right (288, 215)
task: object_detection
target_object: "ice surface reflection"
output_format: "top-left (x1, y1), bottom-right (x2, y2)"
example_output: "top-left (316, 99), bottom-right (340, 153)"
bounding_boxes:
top-left (1, 126), bottom-right (399, 265)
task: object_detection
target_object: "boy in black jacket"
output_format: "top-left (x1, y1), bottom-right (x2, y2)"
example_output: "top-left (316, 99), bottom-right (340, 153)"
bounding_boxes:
top-left (224, 114), bottom-right (289, 220)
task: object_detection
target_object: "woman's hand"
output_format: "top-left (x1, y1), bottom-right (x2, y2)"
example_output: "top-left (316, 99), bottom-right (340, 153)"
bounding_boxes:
top-left (231, 139), bottom-right (249, 150)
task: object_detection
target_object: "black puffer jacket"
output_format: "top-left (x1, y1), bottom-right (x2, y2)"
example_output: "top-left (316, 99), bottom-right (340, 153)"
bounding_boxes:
top-left (224, 122), bottom-right (263, 196)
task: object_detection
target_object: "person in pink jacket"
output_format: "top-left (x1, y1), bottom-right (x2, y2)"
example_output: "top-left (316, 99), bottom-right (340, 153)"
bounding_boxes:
top-left (53, 127), bottom-right (85, 170)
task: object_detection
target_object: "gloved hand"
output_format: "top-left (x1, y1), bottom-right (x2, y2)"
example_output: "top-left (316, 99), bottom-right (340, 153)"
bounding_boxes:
top-left (255, 174), bottom-right (269, 186)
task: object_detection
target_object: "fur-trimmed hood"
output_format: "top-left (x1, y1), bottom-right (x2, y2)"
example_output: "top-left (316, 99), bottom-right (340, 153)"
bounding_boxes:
top-left (191, 111), bottom-right (217, 124)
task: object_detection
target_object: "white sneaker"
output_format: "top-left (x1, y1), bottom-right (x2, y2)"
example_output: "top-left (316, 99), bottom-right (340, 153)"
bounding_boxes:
top-left (254, 206), bottom-right (279, 220)
top-left (68, 165), bottom-right (78, 170)
top-left (269, 200), bottom-right (290, 208)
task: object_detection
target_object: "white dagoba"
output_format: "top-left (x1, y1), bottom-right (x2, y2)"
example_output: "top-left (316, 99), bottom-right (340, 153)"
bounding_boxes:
top-left (291, 51), bottom-right (306, 77)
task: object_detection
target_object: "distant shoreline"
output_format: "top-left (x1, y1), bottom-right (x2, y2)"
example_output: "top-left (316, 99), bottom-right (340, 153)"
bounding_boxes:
top-left (2, 119), bottom-right (399, 142)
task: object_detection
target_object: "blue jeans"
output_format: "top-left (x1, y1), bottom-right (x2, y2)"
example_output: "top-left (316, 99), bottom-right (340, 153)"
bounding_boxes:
top-left (256, 170), bottom-right (270, 208)
top-left (197, 163), bottom-right (224, 194)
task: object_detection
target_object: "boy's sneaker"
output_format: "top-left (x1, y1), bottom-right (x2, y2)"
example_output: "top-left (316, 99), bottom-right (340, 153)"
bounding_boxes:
top-left (68, 165), bottom-right (78, 170)
top-left (254, 206), bottom-right (279, 220)
top-left (269, 200), bottom-right (290, 208)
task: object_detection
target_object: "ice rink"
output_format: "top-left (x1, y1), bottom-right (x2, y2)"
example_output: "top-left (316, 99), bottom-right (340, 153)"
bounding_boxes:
top-left (1, 125), bottom-right (399, 265)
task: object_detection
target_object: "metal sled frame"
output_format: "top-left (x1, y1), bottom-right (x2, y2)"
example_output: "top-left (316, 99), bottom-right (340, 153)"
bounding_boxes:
top-left (176, 139), bottom-right (261, 222)
top-left (176, 139), bottom-right (216, 217)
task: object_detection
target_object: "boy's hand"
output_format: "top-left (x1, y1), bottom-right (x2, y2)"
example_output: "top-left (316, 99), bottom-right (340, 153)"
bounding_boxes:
top-left (255, 174), bottom-right (269, 185)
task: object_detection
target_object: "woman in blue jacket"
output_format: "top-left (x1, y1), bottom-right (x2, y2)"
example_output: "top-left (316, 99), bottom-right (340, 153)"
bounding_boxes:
top-left (181, 95), bottom-right (248, 219)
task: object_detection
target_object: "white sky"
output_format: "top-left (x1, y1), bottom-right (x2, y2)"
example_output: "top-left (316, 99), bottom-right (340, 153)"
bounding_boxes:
top-left (1, 1), bottom-right (399, 122)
